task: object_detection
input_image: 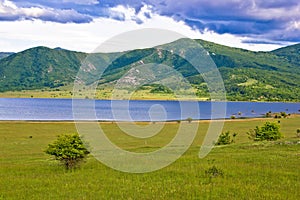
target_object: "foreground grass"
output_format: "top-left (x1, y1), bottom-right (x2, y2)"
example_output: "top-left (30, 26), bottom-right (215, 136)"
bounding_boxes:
top-left (0, 117), bottom-right (299, 199)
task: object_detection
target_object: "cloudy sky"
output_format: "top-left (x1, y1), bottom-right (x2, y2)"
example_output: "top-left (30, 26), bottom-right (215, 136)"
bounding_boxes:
top-left (0, 0), bottom-right (300, 52)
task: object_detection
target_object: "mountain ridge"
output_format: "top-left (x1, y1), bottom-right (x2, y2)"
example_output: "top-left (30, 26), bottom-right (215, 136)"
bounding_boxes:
top-left (0, 39), bottom-right (299, 101)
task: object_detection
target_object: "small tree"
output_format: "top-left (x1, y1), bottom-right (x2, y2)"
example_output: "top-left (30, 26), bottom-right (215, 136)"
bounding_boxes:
top-left (45, 134), bottom-right (90, 169)
top-left (187, 117), bottom-right (193, 123)
top-left (205, 165), bottom-right (224, 179)
top-left (205, 160), bottom-right (224, 200)
top-left (280, 112), bottom-right (287, 118)
top-left (265, 112), bottom-right (272, 118)
top-left (216, 131), bottom-right (237, 145)
top-left (296, 129), bottom-right (300, 138)
top-left (247, 122), bottom-right (282, 141)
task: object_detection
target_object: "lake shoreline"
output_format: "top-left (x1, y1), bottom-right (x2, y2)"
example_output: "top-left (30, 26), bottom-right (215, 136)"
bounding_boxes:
top-left (0, 114), bottom-right (298, 124)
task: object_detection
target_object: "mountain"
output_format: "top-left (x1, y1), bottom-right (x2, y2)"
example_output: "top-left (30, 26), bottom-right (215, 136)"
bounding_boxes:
top-left (0, 47), bottom-right (86, 91)
top-left (194, 40), bottom-right (300, 101)
top-left (0, 52), bottom-right (14, 60)
top-left (0, 40), bottom-right (299, 101)
top-left (271, 43), bottom-right (300, 65)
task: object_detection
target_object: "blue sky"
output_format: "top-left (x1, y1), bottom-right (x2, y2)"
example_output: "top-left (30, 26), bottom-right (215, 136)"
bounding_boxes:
top-left (1, 0), bottom-right (300, 52)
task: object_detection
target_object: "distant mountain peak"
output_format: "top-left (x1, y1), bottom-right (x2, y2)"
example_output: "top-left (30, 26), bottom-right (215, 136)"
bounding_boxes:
top-left (54, 47), bottom-right (66, 51)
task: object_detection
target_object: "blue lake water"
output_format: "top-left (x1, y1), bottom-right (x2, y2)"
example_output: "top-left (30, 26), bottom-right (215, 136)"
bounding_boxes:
top-left (0, 98), bottom-right (299, 121)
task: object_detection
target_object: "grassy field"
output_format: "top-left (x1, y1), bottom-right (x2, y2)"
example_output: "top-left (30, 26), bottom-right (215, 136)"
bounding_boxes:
top-left (0, 117), bottom-right (300, 199)
top-left (0, 85), bottom-right (207, 101)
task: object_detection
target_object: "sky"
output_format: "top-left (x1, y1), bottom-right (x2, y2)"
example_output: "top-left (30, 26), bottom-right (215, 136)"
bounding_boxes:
top-left (0, 0), bottom-right (300, 53)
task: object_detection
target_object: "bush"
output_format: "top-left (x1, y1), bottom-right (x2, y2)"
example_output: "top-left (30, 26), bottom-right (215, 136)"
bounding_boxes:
top-left (216, 131), bottom-right (237, 145)
top-left (296, 129), bottom-right (300, 138)
top-left (248, 122), bottom-right (282, 141)
top-left (265, 112), bottom-right (272, 118)
top-left (205, 165), bottom-right (224, 178)
top-left (186, 117), bottom-right (193, 123)
top-left (280, 112), bottom-right (287, 118)
top-left (45, 134), bottom-right (90, 169)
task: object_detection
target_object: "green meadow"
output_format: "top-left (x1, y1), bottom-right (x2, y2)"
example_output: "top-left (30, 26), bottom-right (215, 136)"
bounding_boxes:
top-left (0, 86), bottom-right (203, 101)
top-left (0, 117), bottom-right (299, 199)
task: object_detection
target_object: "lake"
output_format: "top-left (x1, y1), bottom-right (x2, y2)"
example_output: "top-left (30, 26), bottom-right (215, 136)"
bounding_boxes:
top-left (0, 98), bottom-right (299, 121)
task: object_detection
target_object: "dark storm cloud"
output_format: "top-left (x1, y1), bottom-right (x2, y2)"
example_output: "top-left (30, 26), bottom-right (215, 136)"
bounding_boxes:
top-left (143, 0), bottom-right (300, 42)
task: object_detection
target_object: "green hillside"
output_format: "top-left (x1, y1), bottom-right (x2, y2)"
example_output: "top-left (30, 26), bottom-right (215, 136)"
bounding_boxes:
top-left (272, 43), bottom-right (300, 65)
top-left (195, 40), bottom-right (300, 101)
top-left (0, 47), bottom-right (86, 91)
top-left (0, 40), bottom-right (299, 101)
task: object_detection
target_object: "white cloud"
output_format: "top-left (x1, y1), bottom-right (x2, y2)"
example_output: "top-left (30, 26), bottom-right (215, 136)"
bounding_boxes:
top-left (289, 21), bottom-right (300, 30)
top-left (110, 5), bottom-right (137, 21)
top-left (0, 0), bottom-right (92, 23)
top-left (2, 0), bottom-right (17, 9)
top-left (62, 0), bottom-right (99, 5)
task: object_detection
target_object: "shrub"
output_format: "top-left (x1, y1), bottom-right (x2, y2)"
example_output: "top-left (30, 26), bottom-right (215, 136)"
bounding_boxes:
top-left (274, 114), bottom-right (281, 119)
top-left (205, 165), bottom-right (224, 178)
top-left (280, 112), bottom-right (287, 118)
top-left (296, 129), bottom-right (300, 138)
top-left (216, 131), bottom-right (237, 145)
top-left (187, 117), bottom-right (193, 123)
top-left (248, 122), bottom-right (282, 141)
top-left (265, 112), bottom-right (272, 118)
top-left (45, 134), bottom-right (90, 170)
top-left (204, 163), bottom-right (224, 200)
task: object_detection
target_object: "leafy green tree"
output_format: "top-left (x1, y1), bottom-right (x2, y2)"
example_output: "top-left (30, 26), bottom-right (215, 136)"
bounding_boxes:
top-left (296, 129), bottom-right (300, 138)
top-left (150, 84), bottom-right (173, 94)
top-left (248, 122), bottom-right (282, 141)
top-left (186, 117), bottom-right (193, 123)
top-left (45, 134), bottom-right (90, 169)
top-left (216, 131), bottom-right (237, 145)
top-left (280, 112), bottom-right (287, 118)
top-left (265, 111), bottom-right (272, 118)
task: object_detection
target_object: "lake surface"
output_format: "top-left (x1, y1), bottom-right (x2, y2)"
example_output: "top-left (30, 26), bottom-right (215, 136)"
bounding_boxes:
top-left (0, 98), bottom-right (299, 121)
